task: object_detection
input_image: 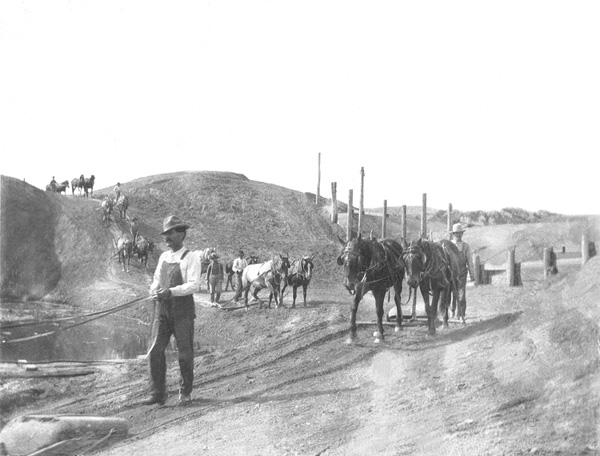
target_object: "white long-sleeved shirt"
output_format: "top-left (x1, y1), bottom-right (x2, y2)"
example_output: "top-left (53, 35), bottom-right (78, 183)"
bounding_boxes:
top-left (150, 247), bottom-right (201, 297)
top-left (232, 257), bottom-right (247, 273)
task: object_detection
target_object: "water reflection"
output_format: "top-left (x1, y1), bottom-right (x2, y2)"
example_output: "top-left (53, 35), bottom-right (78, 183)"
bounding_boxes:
top-left (1, 310), bottom-right (150, 362)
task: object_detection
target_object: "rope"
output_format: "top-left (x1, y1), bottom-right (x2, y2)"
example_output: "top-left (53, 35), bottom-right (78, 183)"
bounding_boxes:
top-left (1, 296), bottom-right (151, 344)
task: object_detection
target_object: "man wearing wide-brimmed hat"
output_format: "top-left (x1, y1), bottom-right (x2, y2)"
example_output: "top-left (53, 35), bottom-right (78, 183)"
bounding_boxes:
top-left (450, 223), bottom-right (475, 323)
top-left (143, 215), bottom-right (201, 407)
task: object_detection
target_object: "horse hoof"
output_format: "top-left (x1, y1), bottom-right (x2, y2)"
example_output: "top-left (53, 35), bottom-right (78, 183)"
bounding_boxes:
top-left (345, 337), bottom-right (355, 345)
top-left (427, 330), bottom-right (436, 337)
top-left (394, 325), bottom-right (402, 333)
top-left (374, 338), bottom-right (381, 344)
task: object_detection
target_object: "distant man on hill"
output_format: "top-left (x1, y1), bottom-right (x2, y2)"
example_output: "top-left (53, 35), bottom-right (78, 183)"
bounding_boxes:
top-left (450, 223), bottom-right (474, 323)
top-left (50, 176), bottom-right (57, 192)
top-left (232, 250), bottom-right (248, 301)
top-left (113, 182), bottom-right (121, 202)
top-left (143, 215), bottom-right (201, 407)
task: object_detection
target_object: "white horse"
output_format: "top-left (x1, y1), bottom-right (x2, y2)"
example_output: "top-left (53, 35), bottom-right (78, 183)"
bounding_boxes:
top-left (241, 255), bottom-right (290, 309)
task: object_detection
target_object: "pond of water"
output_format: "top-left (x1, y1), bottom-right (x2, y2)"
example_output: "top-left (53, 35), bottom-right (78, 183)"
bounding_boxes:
top-left (0, 302), bottom-right (150, 362)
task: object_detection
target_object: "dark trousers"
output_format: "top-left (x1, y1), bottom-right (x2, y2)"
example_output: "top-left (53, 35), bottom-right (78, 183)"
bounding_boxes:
top-left (149, 313), bottom-right (194, 397)
top-left (456, 270), bottom-right (468, 318)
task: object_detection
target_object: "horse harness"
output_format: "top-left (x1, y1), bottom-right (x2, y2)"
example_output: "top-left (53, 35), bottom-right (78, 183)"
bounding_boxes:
top-left (404, 243), bottom-right (450, 289)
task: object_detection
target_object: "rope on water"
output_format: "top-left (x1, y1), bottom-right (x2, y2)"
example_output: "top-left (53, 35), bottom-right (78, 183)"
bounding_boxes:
top-left (1, 296), bottom-right (152, 344)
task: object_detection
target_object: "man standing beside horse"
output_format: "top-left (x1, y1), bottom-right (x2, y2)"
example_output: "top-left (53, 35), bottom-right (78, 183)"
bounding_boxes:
top-left (206, 252), bottom-right (225, 305)
top-left (232, 250), bottom-right (248, 302)
top-left (450, 223), bottom-right (475, 323)
top-left (143, 215), bottom-right (201, 407)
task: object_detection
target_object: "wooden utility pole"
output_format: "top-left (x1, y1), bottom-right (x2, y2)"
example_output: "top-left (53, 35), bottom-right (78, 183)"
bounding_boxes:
top-left (347, 189), bottom-right (353, 241)
top-left (358, 167), bottom-right (365, 237)
top-left (382, 200), bottom-right (387, 238)
top-left (331, 182), bottom-right (338, 224)
top-left (421, 193), bottom-right (427, 239)
top-left (401, 205), bottom-right (407, 243)
top-left (447, 203), bottom-right (453, 238)
top-left (316, 152), bottom-right (321, 205)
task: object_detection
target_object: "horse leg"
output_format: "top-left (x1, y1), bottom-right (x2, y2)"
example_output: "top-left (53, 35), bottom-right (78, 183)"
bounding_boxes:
top-left (373, 291), bottom-right (385, 343)
top-left (411, 287), bottom-right (418, 322)
top-left (302, 283), bottom-right (308, 307)
top-left (393, 282), bottom-right (403, 333)
top-left (292, 285), bottom-right (298, 308)
top-left (346, 284), bottom-right (362, 344)
top-left (420, 282), bottom-right (436, 336)
top-left (440, 287), bottom-right (450, 329)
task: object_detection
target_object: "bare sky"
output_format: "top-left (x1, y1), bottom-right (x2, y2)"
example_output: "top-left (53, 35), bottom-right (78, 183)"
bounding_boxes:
top-left (1, 1), bottom-right (598, 214)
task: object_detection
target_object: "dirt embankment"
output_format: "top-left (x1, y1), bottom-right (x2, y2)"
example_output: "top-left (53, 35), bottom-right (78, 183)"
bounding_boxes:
top-left (1, 172), bottom-right (599, 455)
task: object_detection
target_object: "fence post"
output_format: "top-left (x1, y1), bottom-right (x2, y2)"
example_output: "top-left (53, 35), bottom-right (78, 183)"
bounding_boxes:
top-left (447, 203), bottom-right (453, 239)
top-left (543, 247), bottom-right (551, 278)
top-left (382, 199), bottom-right (387, 238)
top-left (347, 189), bottom-right (353, 241)
top-left (316, 152), bottom-right (321, 205)
top-left (473, 254), bottom-right (481, 285)
top-left (421, 193), bottom-right (427, 239)
top-left (331, 182), bottom-right (338, 224)
top-left (582, 233), bottom-right (589, 264)
top-left (508, 248), bottom-right (516, 286)
top-left (401, 205), bottom-right (407, 243)
top-left (358, 167), bottom-right (364, 237)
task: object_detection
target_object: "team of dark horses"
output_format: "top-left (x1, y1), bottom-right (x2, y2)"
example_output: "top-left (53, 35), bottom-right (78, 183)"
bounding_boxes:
top-left (46, 175), bottom-right (95, 197)
top-left (336, 233), bottom-right (464, 344)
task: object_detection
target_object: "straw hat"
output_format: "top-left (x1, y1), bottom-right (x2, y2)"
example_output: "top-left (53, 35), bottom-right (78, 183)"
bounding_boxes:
top-left (451, 223), bottom-right (466, 233)
top-left (160, 215), bottom-right (190, 235)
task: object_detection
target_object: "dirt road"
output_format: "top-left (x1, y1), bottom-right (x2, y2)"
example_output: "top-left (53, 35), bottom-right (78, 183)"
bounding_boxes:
top-left (10, 259), bottom-right (595, 456)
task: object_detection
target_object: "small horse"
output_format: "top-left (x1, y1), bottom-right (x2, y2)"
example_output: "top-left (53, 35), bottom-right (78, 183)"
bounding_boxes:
top-left (83, 175), bottom-right (95, 198)
top-left (48, 180), bottom-right (69, 194)
top-left (225, 253), bottom-right (259, 291)
top-left (71, 175), bottom-right (84, 196)
top-left (116, 235), bottom-right (133, 272)
top-left (241, 254), bottom-right (291, 309)
top-left (133, 235), bottom-right (154, 268)
top-left (115, 195), bottom-right (129, 220)
top-left (280, 254), bottom-right (315, 308)
top-left (337, 234), bottom-right (405, 344)
top-left (101, 197), bottom-right (114, 227)
top-left (402, 238), bottom-right (459, 335)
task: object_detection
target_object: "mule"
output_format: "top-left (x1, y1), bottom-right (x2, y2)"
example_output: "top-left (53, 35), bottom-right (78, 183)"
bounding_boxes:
top-left (116, 235), bottom-right (133, 272)
top-left (115, 195), bottom-right (129, 220)
top-left (337, 235), bottom-right (405, 344)
top-left (71, 175), bottom-right (84, 196)
top-left (402, 238), bottom-right (459, 335)
top-left (196, 247), bottom-right (217, 277)
top-left (280, 254), bottom-right (315, 308)
top-left (83, 175), bottom-right (95, 198)
top-left (133, 235), bottom-right (154, 268)
top-left (241, 254), bottom-right (290, 309)
top-left (101, 197), bottom-right (114, 227)
top-left (48, 180), bottom-right (69, 194)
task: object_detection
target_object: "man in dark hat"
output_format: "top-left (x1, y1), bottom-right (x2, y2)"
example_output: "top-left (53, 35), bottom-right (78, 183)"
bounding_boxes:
top-left (206, 252), bottom-right (225, 304)
top-left (143, 215), bottom-right (201, 406)
top-left (450, 223), bottom-right (474, 323)
top-left (232, 250), bottom-right (248, 302)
